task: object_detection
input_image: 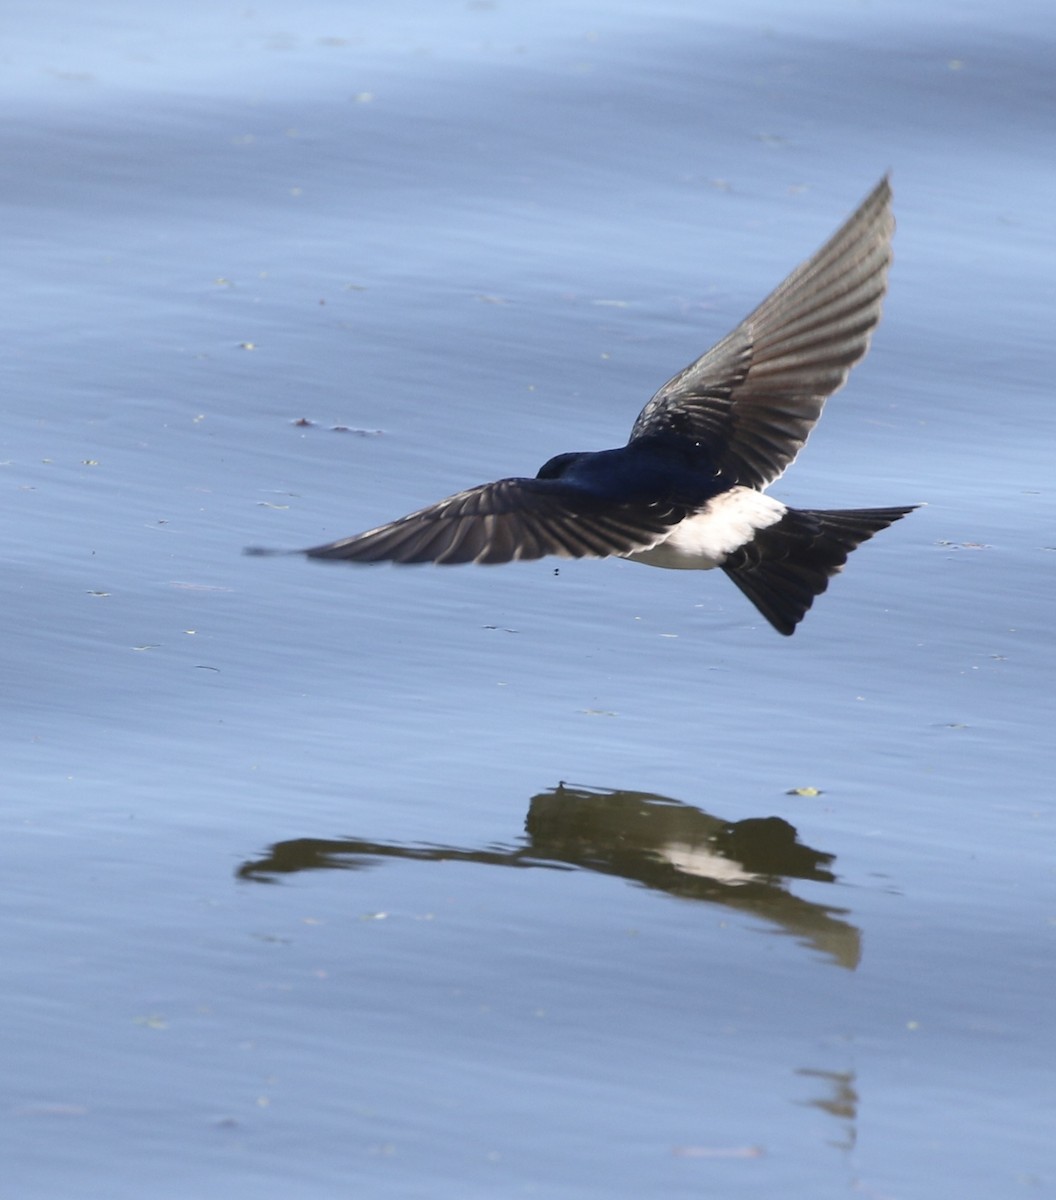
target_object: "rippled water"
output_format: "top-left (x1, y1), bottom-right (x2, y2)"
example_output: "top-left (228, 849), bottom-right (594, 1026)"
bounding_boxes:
top-left (4, 1), bottom-right (1054, 1196)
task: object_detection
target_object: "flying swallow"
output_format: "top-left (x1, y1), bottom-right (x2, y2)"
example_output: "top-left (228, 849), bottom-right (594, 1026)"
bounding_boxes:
top-left (249, 177), bottom-right (916, 635)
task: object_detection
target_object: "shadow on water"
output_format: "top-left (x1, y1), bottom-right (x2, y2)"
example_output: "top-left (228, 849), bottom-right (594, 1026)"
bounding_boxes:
top-left (237, 783), bottom-right (861, 970)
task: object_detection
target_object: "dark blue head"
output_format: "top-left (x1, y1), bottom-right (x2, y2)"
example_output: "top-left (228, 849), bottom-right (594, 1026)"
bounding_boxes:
top-left (536, 451), bottom-right (590, 480)
top-left (535, 439), bottom-right (728, 507)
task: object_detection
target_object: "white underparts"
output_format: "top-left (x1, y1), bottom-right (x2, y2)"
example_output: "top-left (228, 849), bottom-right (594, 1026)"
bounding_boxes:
top-left (624, 486), bottom-right (787, 571)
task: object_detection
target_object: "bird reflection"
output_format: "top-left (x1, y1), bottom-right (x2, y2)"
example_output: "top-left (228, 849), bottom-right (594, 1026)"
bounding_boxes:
top-left (797, 1068), bottom-right (859, 1152)
top-left (237, 782), bottom-right (860, 969)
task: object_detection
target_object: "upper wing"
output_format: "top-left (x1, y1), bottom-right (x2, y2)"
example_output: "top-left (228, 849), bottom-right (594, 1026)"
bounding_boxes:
top-left (285, 477), bottom-right (689, 565)
top-left (629, 176), bottom-right (894, 489)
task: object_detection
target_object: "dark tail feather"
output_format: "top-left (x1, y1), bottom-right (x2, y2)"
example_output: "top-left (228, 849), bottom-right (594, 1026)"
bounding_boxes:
top-left (722, 505), bottom-right (918, 636)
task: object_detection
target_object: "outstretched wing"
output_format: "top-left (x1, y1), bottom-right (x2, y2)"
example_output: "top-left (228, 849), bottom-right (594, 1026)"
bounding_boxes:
top-left (630, 176), bottom-right (894, 489)
top-left (258, 477), bottom-right (689, 565)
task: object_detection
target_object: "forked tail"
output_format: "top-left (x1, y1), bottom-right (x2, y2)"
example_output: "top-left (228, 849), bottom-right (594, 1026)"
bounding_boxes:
top-left (722, 506), bottom-right (917, 636)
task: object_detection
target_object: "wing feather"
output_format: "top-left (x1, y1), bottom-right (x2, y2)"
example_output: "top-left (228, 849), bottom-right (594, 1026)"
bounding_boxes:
top-left (630, 176), bottom-right (894, 488)
top-left (293, 477), bottom-right (687, 566)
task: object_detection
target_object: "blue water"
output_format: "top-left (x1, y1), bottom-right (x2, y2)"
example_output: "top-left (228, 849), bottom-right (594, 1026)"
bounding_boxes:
top-left (4, 1), bottom-right (1055, 1197)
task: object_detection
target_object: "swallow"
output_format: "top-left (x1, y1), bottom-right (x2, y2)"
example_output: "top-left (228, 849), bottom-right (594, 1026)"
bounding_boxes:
top-left (248, 176), bottom-right (917, 635)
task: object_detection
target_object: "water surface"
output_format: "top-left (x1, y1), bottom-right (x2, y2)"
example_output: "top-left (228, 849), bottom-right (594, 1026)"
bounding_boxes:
top-left (4, 1), bottom-right (1054, 1196)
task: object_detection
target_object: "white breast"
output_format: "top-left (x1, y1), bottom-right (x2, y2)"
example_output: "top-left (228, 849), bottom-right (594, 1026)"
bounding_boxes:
top-left (623, 486), bottom-right (786, 571)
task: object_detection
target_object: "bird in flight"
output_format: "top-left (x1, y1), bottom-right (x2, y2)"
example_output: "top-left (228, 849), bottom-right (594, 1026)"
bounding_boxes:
top-left (249, 177), bottom-right (916, 635)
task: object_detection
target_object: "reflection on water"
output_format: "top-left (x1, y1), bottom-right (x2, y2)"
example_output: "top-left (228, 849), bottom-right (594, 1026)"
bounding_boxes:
top-left (797, 1068), bottom-right (859, 1153)
top-left (237, 782), bottom-right (861, 969)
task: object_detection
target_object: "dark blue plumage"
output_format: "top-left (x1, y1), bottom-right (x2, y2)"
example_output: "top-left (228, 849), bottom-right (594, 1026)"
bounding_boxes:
top-left (248, 177), bottom-right (916, 634)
